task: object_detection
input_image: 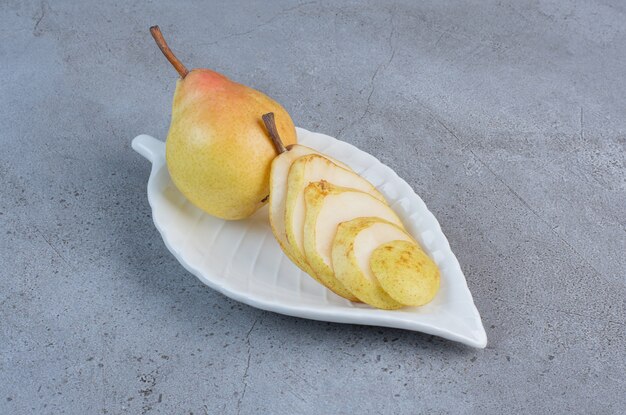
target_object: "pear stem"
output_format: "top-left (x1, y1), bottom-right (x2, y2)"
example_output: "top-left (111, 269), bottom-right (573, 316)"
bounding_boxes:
top-left (150, 25), bottom-right (189, 79)
top-left (262, 112), bottom-right (287, 154)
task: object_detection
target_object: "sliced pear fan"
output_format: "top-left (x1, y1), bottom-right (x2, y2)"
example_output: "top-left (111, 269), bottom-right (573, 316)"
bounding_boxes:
top-left (268, 145), bottom-right (348, 276)
top-left (284, 154), bottom-right (384, 284)
top-left (331, 218), bottom-right (412, 309)
top-left (264, 119), bottom-right (440, 309)
top-left (302, 181), bottom-right (405, 301)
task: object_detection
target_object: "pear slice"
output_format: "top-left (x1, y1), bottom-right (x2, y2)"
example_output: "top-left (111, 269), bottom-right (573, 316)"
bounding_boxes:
top-left (331, 218), bottom-right (413, 309)
top-left (268, 145), bottom-right (349, 277)
top-left (284, 154), bottom-right (384, 284)
top-left (302, 181), bottom-right (404, 301)
top-left (370, 240), bottom-right (440, 306)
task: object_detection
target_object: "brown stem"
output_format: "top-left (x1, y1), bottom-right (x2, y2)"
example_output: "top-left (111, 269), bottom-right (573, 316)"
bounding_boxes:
top-left (262, 112), bottom-right (287, 154)
top-left (150, 25), bottom-right (189, 78)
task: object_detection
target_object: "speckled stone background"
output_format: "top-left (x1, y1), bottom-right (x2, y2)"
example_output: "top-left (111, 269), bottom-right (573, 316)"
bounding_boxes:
top-left (1, 1), bottom-right (624, 414)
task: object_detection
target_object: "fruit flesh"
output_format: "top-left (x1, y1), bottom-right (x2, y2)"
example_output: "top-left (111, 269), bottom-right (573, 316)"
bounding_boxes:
top-left (269, 146), bottom-right (348, 276)
top-left (332, 218), bottom-right (410, 309)
top-left (302, 182), bottom-right (404, 301)
top-left (307, 183), bottom-right (403, 267)
top-left (269, 146), bottom-right (324, 253)
top-left (166, 69), bottom-right (297, 220)
top-left (370, 240), bottom-right (440, 306)
top-left (284, 154), bottom-right (384, 269)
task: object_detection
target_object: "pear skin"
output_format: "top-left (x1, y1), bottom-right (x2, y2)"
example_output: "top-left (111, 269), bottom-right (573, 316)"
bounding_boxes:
top-left (166, 70), bottom-right (297, 220)
top-left (370, 240), bottom-right (440, 306)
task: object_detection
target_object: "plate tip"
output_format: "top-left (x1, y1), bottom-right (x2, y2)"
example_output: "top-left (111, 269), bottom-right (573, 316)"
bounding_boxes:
top-left (475, 338), bottom-right (488, 349)
top-left (470, 327), bottom-right (488, 349)
top-left (132, 134), bottom-right (165, 163)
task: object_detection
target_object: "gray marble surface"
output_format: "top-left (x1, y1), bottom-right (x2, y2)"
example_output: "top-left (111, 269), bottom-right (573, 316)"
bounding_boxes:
top-left (1, 1), bottom-right (624, 414)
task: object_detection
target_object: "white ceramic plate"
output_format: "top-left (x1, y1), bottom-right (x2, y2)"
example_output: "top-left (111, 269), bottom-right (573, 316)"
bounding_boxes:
top-left (132, 129), bottom-right (487, 348)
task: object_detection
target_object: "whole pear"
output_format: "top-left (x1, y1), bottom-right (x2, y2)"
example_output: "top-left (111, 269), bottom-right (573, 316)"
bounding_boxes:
top-left (150, 26), bottom-right (297, 220)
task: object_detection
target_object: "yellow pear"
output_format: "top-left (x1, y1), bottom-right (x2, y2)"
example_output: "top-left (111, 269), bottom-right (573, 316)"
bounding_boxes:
top-left (150, 26), bottom-right (297, 220)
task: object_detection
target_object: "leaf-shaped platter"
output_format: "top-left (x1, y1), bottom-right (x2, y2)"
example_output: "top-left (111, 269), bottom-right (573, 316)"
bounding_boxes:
top-left (132, 129), bottom-right (487, 348)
